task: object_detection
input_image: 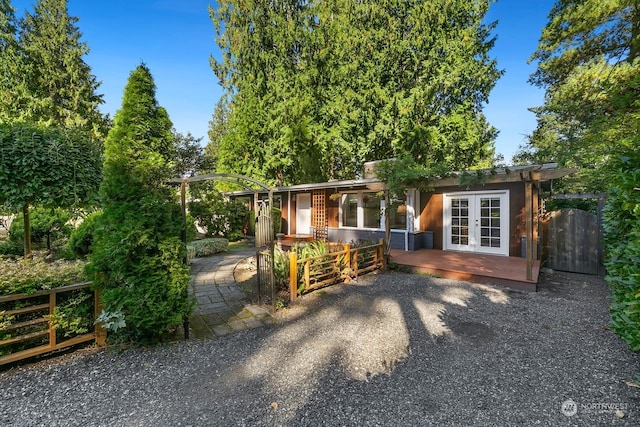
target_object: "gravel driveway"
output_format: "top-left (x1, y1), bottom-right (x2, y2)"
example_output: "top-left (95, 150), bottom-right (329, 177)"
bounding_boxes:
top-left (1, 270), bottom-right (639, 426)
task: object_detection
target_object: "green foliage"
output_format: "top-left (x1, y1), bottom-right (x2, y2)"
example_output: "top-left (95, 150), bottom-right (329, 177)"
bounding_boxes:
top-left (186, 238), bottom-right (229, 258)
top-left (603, 152), bottom-right (640, 351)
top-left (9, 207), bottom-right (71, 250)
top-left (520, 1), bottom-right (640, 192)
top-left (0, 124), bottom-right (102, 255)
top-left (88, 64), bottom-right (192, 342)
top-left (1, 0), bottom-right (108, 137)
top-left (189, 191), bottom-right (249, 240)
top-left (0, 240), bottom-right (24, 256)
top-left (67, 211), bottom-right (102, 258)
top-left (0, 255), bottom-right (86, 295)
top-left (210, 0), bottom-right (500, 184)
top-left (49, 289), bottom-right (93, 337)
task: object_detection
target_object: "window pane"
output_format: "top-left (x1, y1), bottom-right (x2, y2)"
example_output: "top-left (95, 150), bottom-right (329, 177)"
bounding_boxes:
top-left (390, 197), bottom-right (407, 229)
top-left (342, 194), bottom-right (358, 227)
top-left (363, 192), bottom-right (381, 228)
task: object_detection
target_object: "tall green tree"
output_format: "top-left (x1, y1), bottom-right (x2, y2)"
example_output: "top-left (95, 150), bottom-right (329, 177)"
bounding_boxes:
top-left (518, 0), bottom-right (640, 192)
top-left (210, 0), bottom-right (500, 185)
top-left (88, 64), bottom-right (191, 341)
top-left (0, 0), bottom-right (25, 122)
top-left (12, 0), bottom-right (108, 137)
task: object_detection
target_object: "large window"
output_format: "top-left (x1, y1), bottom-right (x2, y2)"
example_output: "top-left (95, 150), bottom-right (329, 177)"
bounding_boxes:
top-left (342, 193), bottom-right (358, 227)
top-left (362, 192), bottom-right (381, 228)
top-left (389, 197), bottom-right (407, 230)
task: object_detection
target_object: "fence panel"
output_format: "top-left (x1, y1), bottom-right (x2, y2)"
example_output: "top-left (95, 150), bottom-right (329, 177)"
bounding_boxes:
top-left (541, 208), bottom-right (600, 274)
top-left (0, 282), bottom-right (105, 366)
top-left (289, 240), bottom-right (384, 301)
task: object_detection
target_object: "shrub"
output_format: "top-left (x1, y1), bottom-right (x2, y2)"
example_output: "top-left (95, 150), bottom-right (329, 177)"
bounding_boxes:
top-left (189, 192), bottom-right (249, 240)
top-left (88, 64), bottom-right (192, 342)
top-left (67, 211), bottom-right (102, 258)
top-left (604, 152), bottom-right (640, 351)
top-left (0, 240), bottom-right (24, 256)
top-left (187, 238), bottom-right (229, 258)
top-left (9, 207), bottom-right (72, 250)
top-left (0, 255), bottom-right (86, 295)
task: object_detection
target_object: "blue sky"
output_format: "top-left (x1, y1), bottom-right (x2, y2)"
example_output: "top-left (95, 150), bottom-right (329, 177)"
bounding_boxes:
top-left (13, 0), bottom-right (555, 164)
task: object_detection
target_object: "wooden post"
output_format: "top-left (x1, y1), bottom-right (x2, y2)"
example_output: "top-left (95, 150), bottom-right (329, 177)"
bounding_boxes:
top-left (343, 244), bottom-right (351, 271)
top-left (49, 292), bottom-right (56, 348)
top-left (289, 251), bottom-right (298, 301)
top-left (304, 261), bottom-right (310, 290)
top-left (532, 182), bottom-right (539, 262)
top-left (525, 181), bottom-right (533, 281)
top-left (94, 289), bottom-right (107, 346)
top-left (597, 195), bottom-right (605, 276)
top-left (379, 238), bottom-right (386, 269)
top-left (180, 179), bottom-right (189, 339)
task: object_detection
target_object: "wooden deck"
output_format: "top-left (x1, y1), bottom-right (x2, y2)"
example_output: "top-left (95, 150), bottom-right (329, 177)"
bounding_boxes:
top-left (389, 249), bottom-right (540, 292)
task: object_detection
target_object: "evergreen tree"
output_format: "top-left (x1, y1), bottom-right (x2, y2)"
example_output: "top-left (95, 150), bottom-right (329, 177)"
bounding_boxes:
top-left (210, 0), bottom-right (500, 184)
top-left (88, 64), bottom-right (191, 341)
top-left (15, 0), bottom-right (107, 137)
top-left (518, 1), bottom-right (640, 193)
top-left (0, 0), bottom-right (24, 122)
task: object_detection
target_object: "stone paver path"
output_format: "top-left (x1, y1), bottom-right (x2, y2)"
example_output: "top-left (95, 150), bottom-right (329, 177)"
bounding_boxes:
top-left (188, 249), bottom-right (275, 338)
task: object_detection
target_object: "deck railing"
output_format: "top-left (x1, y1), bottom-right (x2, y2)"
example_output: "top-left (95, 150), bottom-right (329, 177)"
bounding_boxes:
top-left (0, 282), bottom-right (106, 366)
top-left (288, 239), bottom-right (385, 301)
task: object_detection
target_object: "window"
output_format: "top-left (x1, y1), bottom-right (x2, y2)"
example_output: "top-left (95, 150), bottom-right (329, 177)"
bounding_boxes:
top-left (362, 192), bottom-right (381, 228)
top-left (342, 193), bottom-right (358, 227)
top-left (389, 197), bottom-right (407, 230)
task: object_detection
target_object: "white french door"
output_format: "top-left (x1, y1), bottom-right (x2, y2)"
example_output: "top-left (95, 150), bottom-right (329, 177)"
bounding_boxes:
top-left (443, 191), bottom-right (509, 256)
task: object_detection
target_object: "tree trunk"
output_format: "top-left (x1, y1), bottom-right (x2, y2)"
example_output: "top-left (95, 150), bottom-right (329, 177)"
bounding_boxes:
top-left (23, 202), bottom-right (31, 257)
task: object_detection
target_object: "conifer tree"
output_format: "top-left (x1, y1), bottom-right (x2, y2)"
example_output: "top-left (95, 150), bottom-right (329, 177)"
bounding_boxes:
top-left (16, 0), bottom-right (107, 137)
top-left (88, 64), bottom-right (191, 341)
top-left (210, 0), bottom-right (500, 184)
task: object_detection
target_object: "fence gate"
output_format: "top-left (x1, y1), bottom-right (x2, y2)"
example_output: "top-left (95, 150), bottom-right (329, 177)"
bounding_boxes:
top-left (255, 199), bottom-right (276, 307)
top-left (541, 208), bottom-right (601, 275)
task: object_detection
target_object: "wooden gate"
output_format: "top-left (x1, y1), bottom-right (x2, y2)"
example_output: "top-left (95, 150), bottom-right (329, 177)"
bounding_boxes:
top-left (541, 208), bottom-right (600, 274)
top-left (255, 199), bottom-right (276, 307)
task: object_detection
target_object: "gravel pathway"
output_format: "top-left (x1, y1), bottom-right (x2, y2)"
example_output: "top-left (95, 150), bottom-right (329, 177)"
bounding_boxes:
top-left (1, 270), bottom-right (639, 426)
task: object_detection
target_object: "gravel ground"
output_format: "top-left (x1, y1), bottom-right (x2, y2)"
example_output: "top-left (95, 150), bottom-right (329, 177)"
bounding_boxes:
top-left (1, 270), bottom-right (639, 426)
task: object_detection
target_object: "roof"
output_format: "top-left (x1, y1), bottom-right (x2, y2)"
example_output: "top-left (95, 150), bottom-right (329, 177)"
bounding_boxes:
top-left (224, 163), bottom-right (576, 196)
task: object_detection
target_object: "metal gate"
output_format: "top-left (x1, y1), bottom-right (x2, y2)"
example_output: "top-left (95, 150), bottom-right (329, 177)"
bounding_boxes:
top-left (541, 208), bottom-right (601, 274)
top-left (255, 199), bottom-right (276, 307)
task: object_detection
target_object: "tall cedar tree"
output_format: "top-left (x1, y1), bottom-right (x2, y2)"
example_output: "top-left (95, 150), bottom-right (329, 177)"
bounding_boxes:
top-left (209, 0), bottom-right (501, 185)
top-left (14, 0), bottom-right (107, 138)
top-left (0, 0), bottom-right (23, 123)
top-left (88, 64), bottom-right (192, 341)
top-left (517, 0), bottom-right (640, 193)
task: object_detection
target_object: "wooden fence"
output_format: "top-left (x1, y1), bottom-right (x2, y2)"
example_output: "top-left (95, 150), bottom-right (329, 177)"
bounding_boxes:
top-left (0, 282), bottom-right (106, 366)
top-left (541, 208), bottom-right (601, 275)
top-left (288, 239), bottom-right (385, 301)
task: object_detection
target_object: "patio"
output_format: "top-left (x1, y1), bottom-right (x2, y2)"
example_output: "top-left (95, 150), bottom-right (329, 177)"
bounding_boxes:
top-left (390, 249), bottom-right (540, 291)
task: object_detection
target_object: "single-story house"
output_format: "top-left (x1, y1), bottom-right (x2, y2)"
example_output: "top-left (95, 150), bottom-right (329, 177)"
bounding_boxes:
top-left (227, 162), bottom-right (575, 290)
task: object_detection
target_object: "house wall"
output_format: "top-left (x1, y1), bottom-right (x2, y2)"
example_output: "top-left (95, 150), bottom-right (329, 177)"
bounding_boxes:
top-left (326, 189), bottom-right (339, 228)
top-left (420, 182), bottom-right (526, 257)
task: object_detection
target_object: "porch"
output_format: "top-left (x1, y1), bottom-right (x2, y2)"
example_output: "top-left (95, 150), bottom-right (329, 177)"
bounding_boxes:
top-left (389, 249), bottom-right (540, 292)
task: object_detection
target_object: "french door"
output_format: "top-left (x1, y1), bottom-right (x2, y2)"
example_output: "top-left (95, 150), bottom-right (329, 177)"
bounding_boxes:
top-left (443, 191), bottom-right (509, 256)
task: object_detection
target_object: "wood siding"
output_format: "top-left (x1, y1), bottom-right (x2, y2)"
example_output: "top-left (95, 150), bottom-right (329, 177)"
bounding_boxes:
top-left (419, 182), bottom-right (526, 257)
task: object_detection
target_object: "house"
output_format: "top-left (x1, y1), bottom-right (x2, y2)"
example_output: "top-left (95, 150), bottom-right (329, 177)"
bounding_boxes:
top-left (228, 162), bottom-right (575, 291)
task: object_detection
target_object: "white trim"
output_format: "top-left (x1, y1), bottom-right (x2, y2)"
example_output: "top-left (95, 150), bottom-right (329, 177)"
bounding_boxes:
top-left (443, 190), bottom-right (510, 256)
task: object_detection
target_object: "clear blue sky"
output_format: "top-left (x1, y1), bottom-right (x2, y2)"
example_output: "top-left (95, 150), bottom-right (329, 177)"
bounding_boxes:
top-left (13, 0), bottom-right (555, 164)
